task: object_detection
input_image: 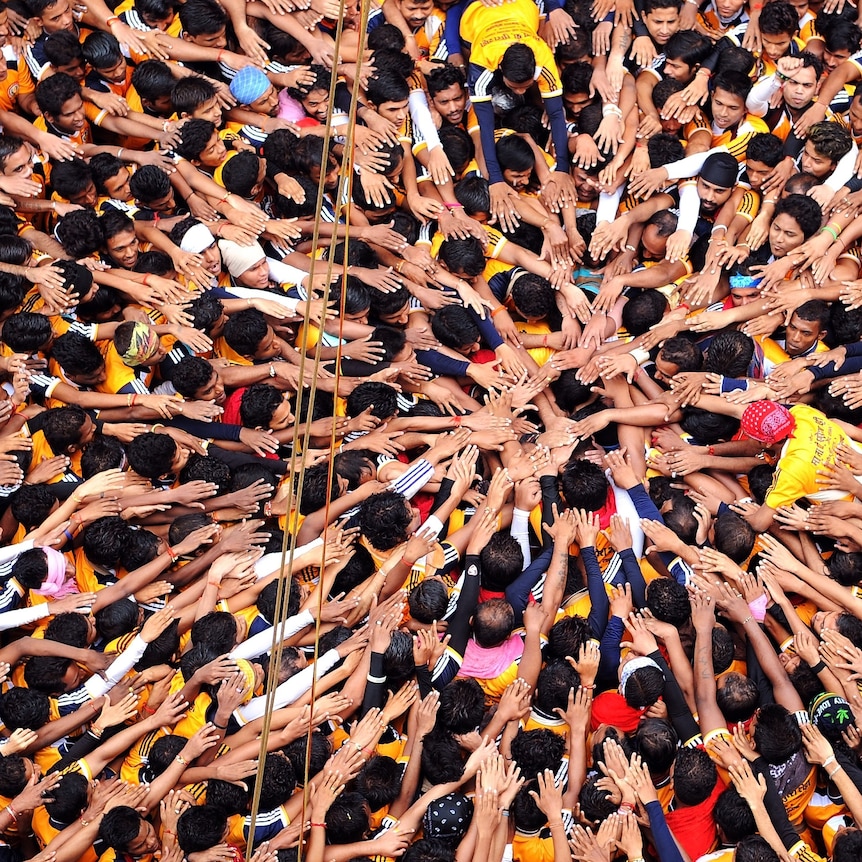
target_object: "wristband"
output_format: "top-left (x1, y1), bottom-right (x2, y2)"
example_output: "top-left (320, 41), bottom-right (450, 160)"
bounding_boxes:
top-left (823, 755), bottom-right (836, 769)
top-left (310, 822), bottom-right (326, 828)
top-left (167, 545), bottom-right (179, 563)
top-left (213, 721), bottom-right (228, 730)
top-left (808, 659), bottom-right (826, 674)
top-left (175, 754), bottom-right (188, 766)
top-left (6, 805), bottom-right (18, 822)
top-left (452, 414), bottom-right (462, 426)
top-left (828, 766), bottom-right (841, 778)
top-left (491, 305), bottom-right (507, 317)
top-left (106, 15), bottom-right (120, 26)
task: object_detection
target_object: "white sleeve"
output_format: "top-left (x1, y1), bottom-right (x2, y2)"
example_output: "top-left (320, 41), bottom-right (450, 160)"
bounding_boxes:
top-left (825, 145), bottom-right (858, 191)
top-left (0, 603), bottom-right (48, 632)
top-left (677, 182), bottom-right (701, 234)
top-left (228, 286), bottom-right (299, 316)
top-left (409, 88), bottom-right (441, 152)
top-left (0, 540), bottom-right (34, 567)
top-left (389, 459), bottom-right (434, 500)
top-left (510, 508), bottom-right (532, 568)
top-left (664, 146), bottom-right (731, 180)
top-left (596, 187), bottom-right (623, 225)
top-left (84, 634), bottom-right (148, 698)
top-left (228, 609), bottom-right (314, 660)
top-left (746, 74), bottom-right (780, 117)
top-left (232, 648), bottom-right (341, 724)
top-left (254, 539), bottom-right (323, 579)
top-left (266, 258), bottom-right (311, 289)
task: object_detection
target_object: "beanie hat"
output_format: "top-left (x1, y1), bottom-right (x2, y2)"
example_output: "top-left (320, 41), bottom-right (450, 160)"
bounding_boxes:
top-left (218, 239), bottom-right (266, 278)
top-left (230, 66), bottom-right (270, 105)
top-left (740, 401), bottom-right (795, 446)
top-left (701, 152), bottom-right (739, 188)
top-left (422, 793), bottom-right (473, 841)
top-left (810, 692), bottom-right (853, 739)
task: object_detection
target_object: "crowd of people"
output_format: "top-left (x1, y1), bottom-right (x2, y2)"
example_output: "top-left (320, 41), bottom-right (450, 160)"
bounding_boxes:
top-left (0, 0), bottom-right (862, 861)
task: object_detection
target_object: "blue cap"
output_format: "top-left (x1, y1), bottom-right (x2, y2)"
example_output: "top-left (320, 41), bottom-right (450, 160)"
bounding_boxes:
top-left (230, 66), bottom-right (270, 105)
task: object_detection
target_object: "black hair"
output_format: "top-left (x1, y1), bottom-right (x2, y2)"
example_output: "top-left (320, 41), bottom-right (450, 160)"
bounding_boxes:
top-left (171, 75), bottom-right (219, 116)
top-left (535, 660), bottom-right (579, 715)
top-left (713, 512), bottom-right (755, 562)
top-left (283, 730), bottom-right (332, 785)
top-left (438, 237), bottom-right (485, 278)
top-left (100, 208), bottom-right (136, 244)
top-left (633, 718), bottom-right (678, 773)
top-left (56, 209), bottom-right (102, 258)
top-left (479, 532), bottom-right (524, 592)
top-left (408, 579), bottom-right (448, 624)
top-left (712, 69), bottom-right (752, 101)
top-left (622, 289), bottom-right (668, 336)
top-left (658, 336), bottom-right (703, 373)
top-left (366, 69), bottom-right (410, 106)
top-left (178, 0), bottom-right (227, 36)
top-left (547, 615), bottom-right (592, 661)
top-left (3, 311), bottom-right (51, 353)
top-left (355, 756), bottom-right (402, 811)
top-left (98, 807), bottom-right (144, 854)
top-left (325, 792), bottom-right (370, 844)
top-left (35, 72), bottom-right (80, 118)
top-left (500, 42), bottom-right (537, 85)
top-left (746, 132), bottom-right (784, 167)
top-left (176, 805), bottom-right (228, 854)
top-left (758, 0), bottom-right (798, 35)
top-left (706, 330), bottom-right (755, 377)
top-left (44, 771), bottom-right (89, 824)
top-left (43, 30), bottom-right (84, 67)
top-left (713, 787), bottom-right (757, 842)
top-left (191, 611), bottom-right (239, 654)
top-left (81, 434), bottom-right (125, 479)
top-left (512, 273), bottom-right (554, 319)
top-left (95, 598), bottom-right (139, 642)
top-left (645, 577), bottom-right (691, 625)
top-left (125, 52), bottom-right (176, 104)
top-left (510, 729), bottom-right (567, 780)
top-left (773, 192), bottom-right (827, 240)
top-left (222, 151), bottom-right (262, 198)
top-left (665, 29), bottom-right (712, 67)
top-left (126, 432), bottom-right (178, 480)
top-left (239, 383), bottom-right (284, 430)
top-left (130, 164), bottom-right (172, 205)
top-left (716, 672), bottom-right (759, 722)
top-left (346, 381), bottom-right (398, 422)
top-left (672, 746), bottom-right (717, 805)
top-left (0, 687), bottom-right (50, 730)
top-left (472, 598), bottom-right (515, 649)
top-left (735, 836), bottom-right (781, 862)
top-left (753, 702), bottom-right (802, 763)
top-left (82, 515), bottom-right (132, 568)
top-left (175, 119), bottom-right (217, 162)
top-left (81, 30), bottom-right (123, 70)
top-left (561, 458), bottom-right (609, 511)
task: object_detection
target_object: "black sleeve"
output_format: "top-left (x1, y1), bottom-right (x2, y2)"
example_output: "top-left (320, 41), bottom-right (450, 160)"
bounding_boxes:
top-left (745, 635), bottom-right (776, 707)
top-left (207, 445), bottom-right (289, 475)
top-left (647, 649), bottom-right (700, 744)
top-left (361, 651), bottom-right (387, 715)
top-left (539, 475), bottom-right (561, 549)
top-left (446, 556), bottom-right (481, 660)
top-left (48, 729), bottom-right (105, 774)
top-left (168, 416), bottom-right (242, 442)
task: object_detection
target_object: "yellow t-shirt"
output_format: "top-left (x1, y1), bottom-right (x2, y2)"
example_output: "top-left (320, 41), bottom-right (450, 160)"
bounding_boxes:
top-left (764, 405), bottom-right (851, 510)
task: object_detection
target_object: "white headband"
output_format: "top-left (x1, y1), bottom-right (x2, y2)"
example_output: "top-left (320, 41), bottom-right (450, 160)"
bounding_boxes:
top-left (619, 655), bottom-right (663, 696)
top-left (180, 223), bottom-right (216, 254)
